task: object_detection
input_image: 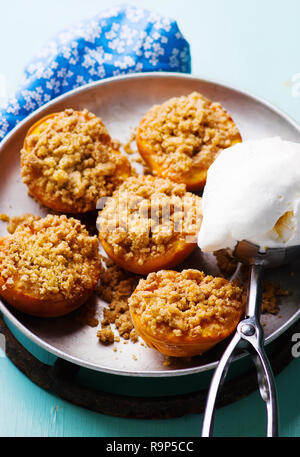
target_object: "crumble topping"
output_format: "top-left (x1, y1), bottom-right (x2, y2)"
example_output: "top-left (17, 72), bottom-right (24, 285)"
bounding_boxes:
top-left (262, 282), bottom-right (289, 314)
top-left (97, 326), bottom-right (115, 344)
top-left (123, 130), bottom-right (137, 155)
top-left (5, 214), bottom-right (41, 234)
top-left (96, 257), bottom-right (141, 344)
top-left (214, 248), bottom-right (239, 277)
top-left (0, 214), bottom-right (10, 223)
top-left (21, 109), bottom-right (131, 212)
top-left (0, 214), bottom-right (101, 300)
top-left (97, 175), bottom-right (202, 264)
top-left (137, 92), bottom-right (241, 180)
top-left (128, 269), bottom-right (245, 337)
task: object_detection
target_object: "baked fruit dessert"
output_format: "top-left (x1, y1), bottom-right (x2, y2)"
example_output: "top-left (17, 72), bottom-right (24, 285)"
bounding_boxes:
top-left (129, 269), bottom-right (245, 357)
top-left (0, 214), bottom-right (102, 317)
top-left (136, 92), bottom-right (242, 190)
top-left (97, 175), bottom-right (202, 274)
top-left (21, 109), bottom-right (132, 213)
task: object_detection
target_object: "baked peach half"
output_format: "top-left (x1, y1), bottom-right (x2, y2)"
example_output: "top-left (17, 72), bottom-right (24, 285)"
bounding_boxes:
top-left (97, 175), bottom-right (202, 275)
top-left (0, 214), bottom-right (102, 317)
top-left (129, 270), bottom-right (245, 357)
top-left (136, 92), bottom-right (242, 190)
top-left (99, 236), bottom-right (197, 276)
top-left (21, 109), bottom-right (132, 213)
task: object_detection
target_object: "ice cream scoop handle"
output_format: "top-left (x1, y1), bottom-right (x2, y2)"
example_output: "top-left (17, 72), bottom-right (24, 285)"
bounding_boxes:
top-left (201, 331), bottom-right (241, 436)
top-left (202, 263), bottom-right (279, 437)
top-left (245, 262), bottom-right (263, 318)
top-left (237, 263), bottom-right (279, 436)
top-left (251, 347), bottom-right (279, 436)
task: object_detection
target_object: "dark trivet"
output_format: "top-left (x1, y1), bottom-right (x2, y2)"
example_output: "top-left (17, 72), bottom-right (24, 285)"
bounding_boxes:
top-left (0, 313), bottom-right (298, 420)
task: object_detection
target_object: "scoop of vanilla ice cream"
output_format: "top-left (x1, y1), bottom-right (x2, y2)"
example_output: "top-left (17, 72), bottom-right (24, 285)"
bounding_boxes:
top-left (197, 137), bottom-right (300, 252)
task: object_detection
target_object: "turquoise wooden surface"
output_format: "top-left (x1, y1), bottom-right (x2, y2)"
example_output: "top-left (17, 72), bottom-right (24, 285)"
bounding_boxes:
top-left (0, 0), bottom-right (299, 437)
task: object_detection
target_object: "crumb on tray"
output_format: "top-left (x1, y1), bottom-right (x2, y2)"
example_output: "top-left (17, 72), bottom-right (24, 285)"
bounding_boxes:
top-left (96, 256), bottom-right (141, 345)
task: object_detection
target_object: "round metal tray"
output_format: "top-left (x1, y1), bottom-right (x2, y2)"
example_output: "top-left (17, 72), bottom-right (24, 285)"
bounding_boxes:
top-left (0, 72), bottom-right (299, 377)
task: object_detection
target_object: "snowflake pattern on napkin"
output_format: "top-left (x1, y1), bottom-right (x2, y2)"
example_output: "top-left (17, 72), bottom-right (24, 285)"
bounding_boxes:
top-left (0, 4), bottom-right (191, 141)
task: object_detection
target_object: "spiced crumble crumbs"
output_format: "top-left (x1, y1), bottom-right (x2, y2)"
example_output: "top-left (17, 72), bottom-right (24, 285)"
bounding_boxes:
top-left (96, 256), bottom-right (141, 344)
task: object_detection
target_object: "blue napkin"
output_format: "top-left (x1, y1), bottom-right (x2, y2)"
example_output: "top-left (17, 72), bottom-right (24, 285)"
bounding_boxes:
top-left (0, 4), bottom-right (191, 141)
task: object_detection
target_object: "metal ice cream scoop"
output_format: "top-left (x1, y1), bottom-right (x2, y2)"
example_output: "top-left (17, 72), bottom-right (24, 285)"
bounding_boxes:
top-left (202, 240), bottom-right (300, 437)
